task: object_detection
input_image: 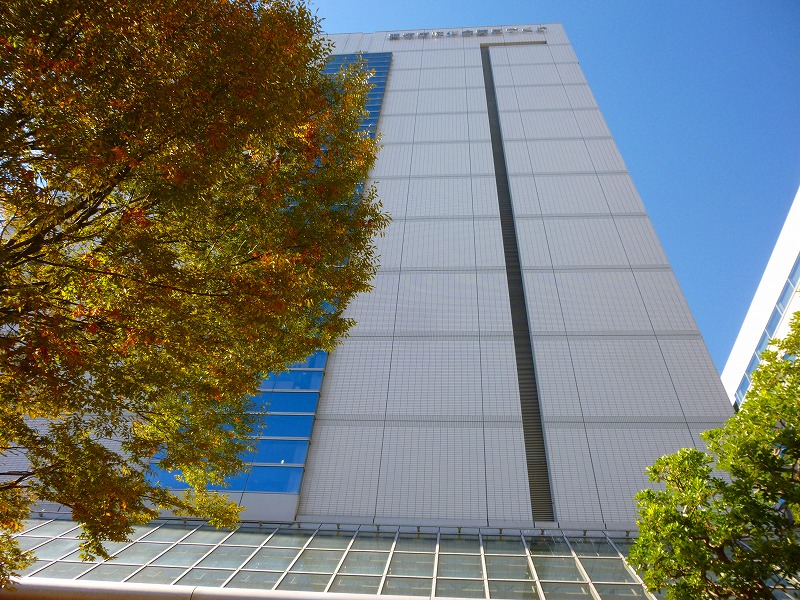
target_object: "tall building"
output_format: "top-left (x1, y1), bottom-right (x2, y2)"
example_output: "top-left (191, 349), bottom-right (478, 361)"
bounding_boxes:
top-left (6, 24), bottom-right (733, 600)
top-left (722, 184), bottom-right (800, 407)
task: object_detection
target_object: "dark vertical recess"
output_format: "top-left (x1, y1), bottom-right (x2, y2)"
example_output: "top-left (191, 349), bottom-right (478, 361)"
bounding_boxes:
top-left (480, 45), bottom-right (554, 521)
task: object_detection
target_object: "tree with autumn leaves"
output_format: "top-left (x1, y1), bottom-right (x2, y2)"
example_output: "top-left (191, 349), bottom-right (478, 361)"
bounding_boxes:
top-left (0, 0), bottom-right (386, 586)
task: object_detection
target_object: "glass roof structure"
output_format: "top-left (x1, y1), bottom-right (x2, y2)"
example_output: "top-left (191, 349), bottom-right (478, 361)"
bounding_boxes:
top-left (14, 518), bottom-right (656, 599)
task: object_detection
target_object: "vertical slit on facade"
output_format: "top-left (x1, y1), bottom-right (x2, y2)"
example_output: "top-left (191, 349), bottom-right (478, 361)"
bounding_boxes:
top-left (480, 45), bottom-right (554, 522)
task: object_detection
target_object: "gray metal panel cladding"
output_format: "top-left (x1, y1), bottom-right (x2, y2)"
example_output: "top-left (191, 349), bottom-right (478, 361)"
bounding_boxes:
top-left (480, 44), bottom-right (554, 521)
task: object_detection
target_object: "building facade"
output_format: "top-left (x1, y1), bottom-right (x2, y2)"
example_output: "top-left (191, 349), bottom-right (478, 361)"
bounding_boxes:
top-left (722, 184), bottom-right (800, 407)
top-left (6, 24), bottom-right (735, 599)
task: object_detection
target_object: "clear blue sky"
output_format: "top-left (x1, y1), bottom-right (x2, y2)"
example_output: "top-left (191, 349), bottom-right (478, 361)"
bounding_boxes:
top-left (310, 0), bottom-right (800, 372)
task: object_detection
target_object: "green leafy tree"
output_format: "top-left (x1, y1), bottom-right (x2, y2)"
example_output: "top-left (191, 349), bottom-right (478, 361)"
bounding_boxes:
top-left (0, 0), bottom-right (387, 586)
top-left (630, 313), bottom-right (800, 599)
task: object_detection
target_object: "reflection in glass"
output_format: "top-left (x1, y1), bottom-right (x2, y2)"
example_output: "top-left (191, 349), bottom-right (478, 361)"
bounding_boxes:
top-left (262, 416), bottom-right (314, 437)
top-left (485, 554), bottom-right (533, 580)
top-left (483, 536), bottom-right (526, 555)
top-left (245, 466), bottom-right (303, 493)
top-left (489, 580), bottom-right (540, 600)
top-left (527, 536), bottom-right (572, 556)
top-left (539, 582), bottom-right (594, 598)
top-left (338, 551), bottom-right (388, 575)
top-left (126, 566), bottom-right (184, 584)
top-left (329, 575), bottom-right (381, 594)
top-left (197, 546), bottom-right (255, 569)
top-left (578, 558), bottom-right (636, 583)
top-left (291, 549), bottom-right (344, 573)
top-left (243, 547), bottom-right (299, 571)
top-left (394, 534), bottom-right (437, 552)
top-left (437, 553), bottom-right (483, 578)
top-left (277, 572), bottom-right (330, 591)
top-left (383, 576), bottom-right (432, 596)
top-left (225, 570), bottom-right (281, 590)
top-left (530, 556), bottom-right (583, 582)
top-left (388, 552), bottom-right (435, 576)
top-left (78, 564), bottom-right (140, 582)
top-left (33, 562), bottom-right (93, 579)
top-left (176, 568), bottom-right (231, 586)
top-left (436, 578), bottom-right (486, 598)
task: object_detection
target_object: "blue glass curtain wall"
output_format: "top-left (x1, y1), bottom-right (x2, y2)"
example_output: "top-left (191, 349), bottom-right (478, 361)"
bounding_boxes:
top-left (323, 52), bottom-right (391, 141)
top-left (151, 53), bottom-right (391, 495)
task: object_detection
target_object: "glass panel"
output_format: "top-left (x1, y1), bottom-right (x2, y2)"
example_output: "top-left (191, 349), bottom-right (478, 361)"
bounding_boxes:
top-left (568, 538), bottom-right (619, 557)
top-left (528, 537), bottom-right (572, 556)
top-left (251, 392), bottom-right (319, 413)
top-left (20, 519), bottom-right (49, 533)
top-left (437, 553), bottom-right (483, 578)
top-left (439, 535), bottom-right (480, 553)
top-left (607, 539), bottom-right (634, 557)
top-left (531, 557), bottom-right (584, 582)
top-left (113, 542), bottom-right (170, 563)
top-left (258, 376), bottom-right (276, 391)
top-left (539, 583), bottom-right (593, 598)
top-left (436, 578), bottom-right (486, 598)
top-left (277, 572), bottom-right (331, 591)
top-left (592, 584), bottom-right (650, 598)
top-left (18, 560), bottom-right (49, 576)
top-left (579, 558), bottom-right (636, 583)
top-left (288, 351), bottom-right (328, 369)
top-left (292, 549), bottom-right (344, 572)
top-left (307, 530), bottom-right (354, 549)
top-left (32, 538), bottom-right (81, 560)
top-left (176, 568), bottom-right (231, 586)
top-left (208, 470), bottom-right (249, 491)
top-left (484, 535), bottom-right (526, 555)
top-left (746, 353), bottom-right (761, 376)
top-left (339, 551), bottom-right (389, 575)
top-left (264, 530), bottom-right (313, 547)
top-left (225, 527), bottom-right (273, 546)
top-left (351, 532), bottom-right (395, 551)
top-left (244, 547), bottom-right (300, 570)
top-left (330, 575), bottom-right (381, 594)
top-left (767, 307), bottom-right (783, 336)
top-left (140, 524), bottom-right (195, 543)
top-left (756, 331), bottom-right (770, 355)
top-left (32, 562), bottom-right (93, 579)
top-left (197, 545), bottom-right (255, 569)
top-left (388, 552), bottom-right (435, 576)
top-left (61, 550), bottom-right (100, 563)
top-left (182, 526), bottom-right (232, 544)
top-left (225, 570), bottom-right (281, 589)
top-left (129, 524), bottom-right (158, 540)
top-left (272, 371), bottom-right (324, 391)
top-left (78, 564), bottom-right (141, 582)
top-left (394, 534), bottom-right (437, 552)
top-left (14, 537), bottom-right (50, 551)
top-left (126, 566), bottom-right (185, 584)
top-left (150, 468), bottom-right (190, 490)
top-left (485, 554), bottom-right (533, 580)
top-left (263, 416), bottom-right (314, 437)
top-left (383, 577), bottom-right (432, 596)
top-left (789, 255), bottom-right (800, 287)
top-left (23, 521), bottom-right (78, 537)
top-left (245, 466), bottom-right (303, 493)
top-left (777, 281), bottom-right (796, 314)
top-left (489, 580), bottom-right (540, 600)
top-left (735, 375), bottom-right (750, 404)
top-left (150, 544), bottom-right (211, 567)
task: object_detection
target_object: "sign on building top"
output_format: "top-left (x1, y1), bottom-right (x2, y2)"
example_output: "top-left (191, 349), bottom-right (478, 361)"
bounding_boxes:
top-left (388, 26), bottom-right (547, 40)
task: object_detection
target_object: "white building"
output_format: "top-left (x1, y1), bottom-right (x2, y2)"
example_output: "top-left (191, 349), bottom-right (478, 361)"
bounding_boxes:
top-left (722, 184), bottom-right (800, 407)
top-left (6, 24), bottom-right (734, 600)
